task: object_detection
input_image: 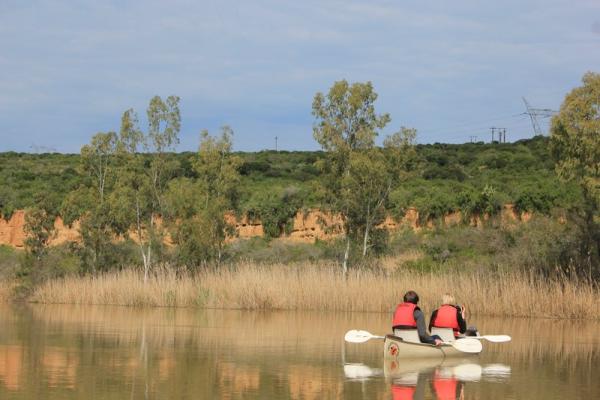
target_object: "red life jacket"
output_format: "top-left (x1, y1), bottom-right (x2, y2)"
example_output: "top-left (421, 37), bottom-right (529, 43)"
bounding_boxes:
top-left (392, 385), bottom-right (416, 400)
top-left (432, 304), bottom-right (460, 334)
top-left (392, 302), bottom-right (419, 328)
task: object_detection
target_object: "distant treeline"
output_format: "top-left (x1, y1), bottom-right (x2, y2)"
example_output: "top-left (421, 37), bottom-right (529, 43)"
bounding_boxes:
top-left (0, 135), bottom-right (582, 224)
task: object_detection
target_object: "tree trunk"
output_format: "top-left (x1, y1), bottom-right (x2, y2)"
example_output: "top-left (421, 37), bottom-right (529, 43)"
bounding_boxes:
top-left (362, 223), bottom-right (370, 257)
top-left (342, 236), bottom-right (350, 275)
top-left (141, 246), bottom-right (149, 284)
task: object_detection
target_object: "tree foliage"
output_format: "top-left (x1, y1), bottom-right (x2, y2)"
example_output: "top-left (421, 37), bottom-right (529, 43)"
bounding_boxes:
top-left (166, 127), bottom-right (241, 268)
top-left (550, 71), bottom-right (600, 266)
top-left (23, 207), bottom-right (55, 259)
top-left (550, 72), bottom-right (600, 210)
top-left (62, 132), bottom-right (119, 272)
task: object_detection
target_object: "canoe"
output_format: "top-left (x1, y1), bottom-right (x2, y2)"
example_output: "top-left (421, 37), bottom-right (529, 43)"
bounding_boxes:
top-left (383, 334), bottom-right (481, 360)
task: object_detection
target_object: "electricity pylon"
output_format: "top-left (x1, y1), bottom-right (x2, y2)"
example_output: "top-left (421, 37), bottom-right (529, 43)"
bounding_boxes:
top-left (522, 97), bottom-right (556, 136)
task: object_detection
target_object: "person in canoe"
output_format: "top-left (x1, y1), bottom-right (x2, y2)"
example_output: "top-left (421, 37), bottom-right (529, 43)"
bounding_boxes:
top-left (429, 293), bottom-right (467, 338)
top-left (392, 290), bottom-right (443, 346)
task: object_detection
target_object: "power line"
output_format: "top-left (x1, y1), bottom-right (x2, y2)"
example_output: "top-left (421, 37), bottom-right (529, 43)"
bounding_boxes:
top-left (420, 114), bottom-right (529, 139)
top-left (418, 112), bottom-right (525, 134)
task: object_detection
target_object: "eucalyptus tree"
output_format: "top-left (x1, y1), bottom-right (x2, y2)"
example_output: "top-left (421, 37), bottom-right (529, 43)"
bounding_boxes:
top-left (112, 96), bottom-right (181, 282)
top-left (343, 127), bottom-right (418, 258)
top-left (550, 72), bottom-right (600, 264)
top-left (194, 126), bottom-right (241, 263)
top-left (61, 131), bottom-right (118, 272)
top-left (166, 126), bottom-right (241, 268)
top-left (312, 80), bottom-right (391, 272)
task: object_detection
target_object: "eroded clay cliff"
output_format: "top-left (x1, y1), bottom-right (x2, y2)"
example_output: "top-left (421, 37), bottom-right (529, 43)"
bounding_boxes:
top-left (0, 205), bottom-right (527, 249)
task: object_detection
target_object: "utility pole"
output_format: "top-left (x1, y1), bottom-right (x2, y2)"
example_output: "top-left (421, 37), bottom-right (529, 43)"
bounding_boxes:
top-left (469, 135), bottom-right (478, 143)
top-left (275, 136), bottom-right (278, 152)
top-left (495, 128), bottom-right (507, 143)
top-left (490, 127), bottom-right (496, 143)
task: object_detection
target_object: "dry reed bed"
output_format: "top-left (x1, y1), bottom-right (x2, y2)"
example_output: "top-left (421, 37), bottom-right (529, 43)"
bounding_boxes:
top-left (30, 263), bottom-right (600, 319)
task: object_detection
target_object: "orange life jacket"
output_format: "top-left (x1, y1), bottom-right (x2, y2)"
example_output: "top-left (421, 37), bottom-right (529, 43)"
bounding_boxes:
top-left (392, 385), bottom-right (416, 400)
top-left (432, 304), bottom-right (460, 334)
top-left (392, 302), bottom-right (419, 328)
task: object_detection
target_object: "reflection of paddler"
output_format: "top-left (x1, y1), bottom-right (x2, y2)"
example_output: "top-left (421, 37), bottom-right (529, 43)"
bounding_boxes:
top-left (431, 369), bottom-right (464, 400)
top-left (391, 384), bottom-right (417, 400)
top-left (391, 371), bottom-right (426, 400)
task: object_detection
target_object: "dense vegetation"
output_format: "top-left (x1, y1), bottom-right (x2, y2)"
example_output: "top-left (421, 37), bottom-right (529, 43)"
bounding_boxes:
top-left (0, 136), bottom-right (582, 222)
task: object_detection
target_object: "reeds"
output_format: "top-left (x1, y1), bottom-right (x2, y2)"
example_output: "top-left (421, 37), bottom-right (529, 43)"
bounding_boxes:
top-left (28, 261), bottom-right (600, 318)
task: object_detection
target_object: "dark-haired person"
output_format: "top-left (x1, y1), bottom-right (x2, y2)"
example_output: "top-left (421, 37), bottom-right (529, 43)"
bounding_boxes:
top-left (392, 290), bottom-right (443, 346)
top-left (429, 293), bottom-right (467, 338)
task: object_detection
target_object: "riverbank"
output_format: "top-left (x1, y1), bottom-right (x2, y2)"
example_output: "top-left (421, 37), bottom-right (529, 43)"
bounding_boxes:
top-left (10, 262), bottom-right (599, 319)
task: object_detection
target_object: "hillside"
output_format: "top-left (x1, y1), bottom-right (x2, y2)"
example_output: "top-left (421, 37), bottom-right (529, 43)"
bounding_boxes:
top-left (0, 136), bottom-right (581, 223)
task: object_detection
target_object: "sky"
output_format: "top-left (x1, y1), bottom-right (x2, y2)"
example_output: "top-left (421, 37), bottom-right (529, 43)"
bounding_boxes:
top-left (1, 0), bottom-right (599, 153)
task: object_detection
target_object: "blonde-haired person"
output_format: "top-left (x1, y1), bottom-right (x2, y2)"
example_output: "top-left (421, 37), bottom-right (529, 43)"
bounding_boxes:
top-left (429, 293), bottom-right (467, 338)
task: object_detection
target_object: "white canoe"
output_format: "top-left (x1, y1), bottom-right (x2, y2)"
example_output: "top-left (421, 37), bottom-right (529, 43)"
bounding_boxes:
top-left (383, 334), bottom-right (481, 360)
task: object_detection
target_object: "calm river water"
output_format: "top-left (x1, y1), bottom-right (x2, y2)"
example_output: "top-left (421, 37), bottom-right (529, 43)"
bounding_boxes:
top-left (0, 304), bottom-right (598, 399)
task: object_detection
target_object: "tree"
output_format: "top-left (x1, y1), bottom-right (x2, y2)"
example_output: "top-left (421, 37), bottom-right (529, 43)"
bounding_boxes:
top-left (550, 71), bottom-right (600, 264)
top-left (24, 207), bottom-right (55, 260)
top-left (343, 149), bottom-right (389, 257)
top-left (195, 127), bottom-right (241, 262)
top-left (312, 80), bottom-right (391, 272)
top-left (113, 96), bottom-right (181, 282)
top-left (343, 128), bottom-right (418, 257)
top-left (166, 127), bottom-right (241, 268)
top-left (61, 132), bottom-right (118, 273)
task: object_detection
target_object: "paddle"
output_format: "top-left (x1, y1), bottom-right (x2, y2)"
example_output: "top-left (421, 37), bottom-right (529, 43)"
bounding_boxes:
top-left (344, 330), bottom-right (483, 354)
top-left (468, 335), bottom-right (511, 343)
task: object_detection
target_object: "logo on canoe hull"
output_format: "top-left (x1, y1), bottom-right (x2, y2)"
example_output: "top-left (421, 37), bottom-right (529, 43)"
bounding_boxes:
top-left (388, 343), bottom-right (399, 357)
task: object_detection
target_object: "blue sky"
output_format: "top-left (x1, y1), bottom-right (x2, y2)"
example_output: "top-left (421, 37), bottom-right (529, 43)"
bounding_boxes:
top-left (1, 0), bottom-right (599, 153)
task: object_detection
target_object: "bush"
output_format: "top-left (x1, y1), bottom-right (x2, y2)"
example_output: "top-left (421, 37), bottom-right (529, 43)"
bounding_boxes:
top-left (244, 186), bottom-right (303, 238)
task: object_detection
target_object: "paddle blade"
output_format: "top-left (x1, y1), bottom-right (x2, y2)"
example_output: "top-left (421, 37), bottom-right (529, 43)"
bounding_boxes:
top-left (480, 335), bottom-right (511, 343)
top-left (344, 330), bottom-right (384, 343)
top-left (451, 338), bottom-right (483, 354)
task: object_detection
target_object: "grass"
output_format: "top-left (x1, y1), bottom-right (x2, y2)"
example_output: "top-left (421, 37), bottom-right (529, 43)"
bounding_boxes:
top-left (28, 261), bottom-right (600, 319)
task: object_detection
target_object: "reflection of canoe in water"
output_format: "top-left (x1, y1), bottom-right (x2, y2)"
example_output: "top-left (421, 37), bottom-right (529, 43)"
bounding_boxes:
top-left (343, 358), bottom-right (510, 383)
top-left (384, 334), bottom-right (481, 361)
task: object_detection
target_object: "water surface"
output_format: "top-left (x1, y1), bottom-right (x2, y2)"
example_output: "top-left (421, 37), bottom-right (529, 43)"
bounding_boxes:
top-left (0, 304), bottom-right (598, 399)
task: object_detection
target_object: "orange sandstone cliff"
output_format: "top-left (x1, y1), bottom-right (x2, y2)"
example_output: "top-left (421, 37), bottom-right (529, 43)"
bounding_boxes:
top-left (0, 205), bottom-right (527, 249)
